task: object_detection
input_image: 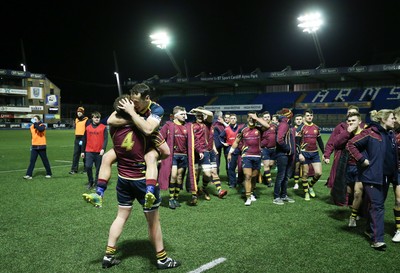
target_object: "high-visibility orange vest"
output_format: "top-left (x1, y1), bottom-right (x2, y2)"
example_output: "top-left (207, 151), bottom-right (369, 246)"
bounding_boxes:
top-left (30, 124), bottom-right (46, 146)
top-left (75, 117), bottom-right (88, 136)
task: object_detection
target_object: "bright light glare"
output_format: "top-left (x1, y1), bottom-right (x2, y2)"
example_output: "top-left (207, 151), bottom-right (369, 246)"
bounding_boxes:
top-left (150, 31), bottom-right (170, 49)
top-left (297, 12), bottom-right (323, 33)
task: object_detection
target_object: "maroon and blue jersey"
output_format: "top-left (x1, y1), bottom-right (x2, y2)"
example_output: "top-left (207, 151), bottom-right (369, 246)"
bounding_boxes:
top-left (110, 126), bottom-right (147, 179)
top-left (193, 121), bottom-right (212, 153)
top-left (298, 123), bottom-right (321, 152)
top-left (237, 126), bottom-right (262, 157)
top-left (172, 122), bottom-right (188, 154)
top-left (139, 101), bottom-right (164, 123)
top-left (261, 123), bottom-right (277, 148)
top-left (139, 100), bottom-right (165, 147)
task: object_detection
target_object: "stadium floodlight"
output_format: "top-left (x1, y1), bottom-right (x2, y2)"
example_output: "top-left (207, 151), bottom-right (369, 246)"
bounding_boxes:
top-left (297, 12), bottom-right (323, 33)
top-left (20, 63), bottom-right (26, 72)
top-left (150, 31), bottom-right (170, 49)
top-left (150, 31), bottom-right (183, 77)
top-left (114, 72), bottom-right (122, 96)
top-left (297, 12), bottom-right (325, 68)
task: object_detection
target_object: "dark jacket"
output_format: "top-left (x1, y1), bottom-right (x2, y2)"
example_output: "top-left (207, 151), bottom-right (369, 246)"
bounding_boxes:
top-left (346, 122), bottom-right (398, 185)
top-left (275, 117), bottom-right (295, 156)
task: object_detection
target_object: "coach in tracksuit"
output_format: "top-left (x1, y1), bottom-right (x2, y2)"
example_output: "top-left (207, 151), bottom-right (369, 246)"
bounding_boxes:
top-left (347, 109), bottom-right (397, 250)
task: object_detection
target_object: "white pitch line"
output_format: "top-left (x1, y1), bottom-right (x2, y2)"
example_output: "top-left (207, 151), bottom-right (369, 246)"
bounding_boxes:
top-left (55, 160), bottom-right (73, 163)
top-left (0, 164), bottom-right (71, 174)
top-left (187, 257), bottom-right (226, 273)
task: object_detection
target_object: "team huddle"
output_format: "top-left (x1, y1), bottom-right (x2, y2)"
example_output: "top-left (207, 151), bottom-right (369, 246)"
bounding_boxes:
top-left (23, 82), bottom-right (400, 268)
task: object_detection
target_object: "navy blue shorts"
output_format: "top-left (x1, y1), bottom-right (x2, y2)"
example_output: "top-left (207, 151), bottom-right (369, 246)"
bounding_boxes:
top-left (209, 150), bottom-right (217, 164)
top-left (196, 151), bottom-right (211, 166)
top-left (116, 176), bottom-right (161, 211)
top-left (346, 165), bottom-right (358, 185)
top-left (172, 154), bottom-right (188, 169)
top-left (242, 156), bottom-right (261, 170)
top-left (261, 147), bottom-right (276, 161)
top-left (301, 151), bottom-right (321, 164)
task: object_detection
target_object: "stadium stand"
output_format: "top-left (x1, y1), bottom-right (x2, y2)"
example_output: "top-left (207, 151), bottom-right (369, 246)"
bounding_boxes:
top-left (156, 95), bottom-right (212, 118)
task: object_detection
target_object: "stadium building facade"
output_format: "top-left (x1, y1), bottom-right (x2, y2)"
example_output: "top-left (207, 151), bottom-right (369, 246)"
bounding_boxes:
top-left (0, 69), bottom-right (61, 129)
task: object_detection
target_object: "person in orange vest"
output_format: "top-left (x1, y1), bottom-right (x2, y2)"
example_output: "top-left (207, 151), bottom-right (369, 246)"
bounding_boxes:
top-left (23, 115), bottom-right (52, 179)
top-left (81, 111), bottom-right (108, 189)
top-left (69, 106), bottom-right (89, 174)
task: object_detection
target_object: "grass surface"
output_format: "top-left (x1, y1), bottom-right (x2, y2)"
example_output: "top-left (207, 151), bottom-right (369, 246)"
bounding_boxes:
top-left (0, 130), bottom-right (399, 273)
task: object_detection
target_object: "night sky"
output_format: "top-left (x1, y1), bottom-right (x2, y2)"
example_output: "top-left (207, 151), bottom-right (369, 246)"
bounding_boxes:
top-left (2, 1), bottom-right (399, 104)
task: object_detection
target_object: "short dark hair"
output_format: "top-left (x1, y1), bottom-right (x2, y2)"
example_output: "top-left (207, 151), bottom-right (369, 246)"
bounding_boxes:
top-left (113, 94), bottom-right (131, 120)
top-left (261, 111), bottom-right (270, 116)
top-left (303, 108), bottom-right (313, 115)
top-left (347, 112), bottom-right (361, 120)
top-left (130, 83), bottom-right (151, 98)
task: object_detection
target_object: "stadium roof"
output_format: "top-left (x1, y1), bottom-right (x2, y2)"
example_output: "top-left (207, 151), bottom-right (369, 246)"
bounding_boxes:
top-left (127, 63), bottom-right (400, 92)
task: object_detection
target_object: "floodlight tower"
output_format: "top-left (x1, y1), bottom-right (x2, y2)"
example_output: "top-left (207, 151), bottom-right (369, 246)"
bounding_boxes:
top-left (113, 50), bottom-right (122, 96)
top-left (297, 12), bottom-right (325, 68)
top-left (150, 31), bottom-right (183, 77)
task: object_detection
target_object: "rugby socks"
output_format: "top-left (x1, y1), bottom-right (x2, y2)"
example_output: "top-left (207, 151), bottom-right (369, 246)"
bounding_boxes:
top-left (106, 245), bottom-right (117, 256)
top-left (96, 179), bottom-right (108, 196)
top-left (212, 174), bottom-right (222, 193)
top-left (302, 179), bottom-right (309, 193)
top-left (309, 176), bottom-right (319, 187)
top-left (294, 174), bottom-right (299, 185)
top-left (169, 183), bottom-right (176, 200)
top-left (98, 178), bottom-right (108, 186)
top-left (156, 249), bottom-right (168, 263)
top-left (174, 183), bottom-right (182, 199)
top-left (394, 208), bottom-right (400, 230)
top-left (146, 179), bottom-right (157, 186)
top-left (350, 208), bottom-right (359, 219)
top-left (264, 170), bottom-right (272, 184)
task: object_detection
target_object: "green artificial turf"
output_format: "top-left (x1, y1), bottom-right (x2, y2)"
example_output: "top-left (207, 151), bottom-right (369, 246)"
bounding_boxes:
top-left (0, 130), bottom-right (398, 273)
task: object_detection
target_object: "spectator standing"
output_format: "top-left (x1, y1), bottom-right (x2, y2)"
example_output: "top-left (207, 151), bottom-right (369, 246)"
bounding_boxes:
top-left (81, 111), bottom-right (108, 189)
top-left (70, 106), bottom-right (88, 174)
top-left (23, 115), bottom-right (52, 179)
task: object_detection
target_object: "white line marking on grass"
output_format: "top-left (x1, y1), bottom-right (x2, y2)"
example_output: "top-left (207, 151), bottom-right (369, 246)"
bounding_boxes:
top-left (187, 257), bottom-right (226, 273)
top-left (55, 160), bottom-right (73, 163)
top-left (0, 164), bottom-right (71, 174)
